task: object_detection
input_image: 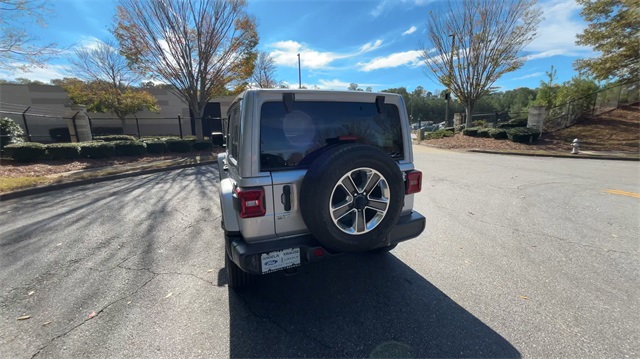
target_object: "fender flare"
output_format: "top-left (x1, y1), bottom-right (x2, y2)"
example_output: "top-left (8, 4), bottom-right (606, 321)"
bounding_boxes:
top-left (219, 177), bottom-right (240, 233)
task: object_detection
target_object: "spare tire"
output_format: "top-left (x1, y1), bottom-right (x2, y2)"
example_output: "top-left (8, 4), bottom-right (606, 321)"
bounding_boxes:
top-left (300, 144), bottom-right (404, 252)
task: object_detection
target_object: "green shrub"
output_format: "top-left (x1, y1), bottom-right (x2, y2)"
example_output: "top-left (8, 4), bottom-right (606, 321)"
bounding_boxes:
top-left (166, 139), bottom-right (192, 153)
top-left (423, 132), bottom-right (444, 140)
top-left (476, 128), bottom-right (492, 138)
top-left (49, 127), bottom-right (71, 142)
top-left (114, 141), bottom-right (147, 156)
top-left (423, 129), bottom-right (455, 140)
top-left (193, 140), bottom-right (214, 150)
top-left (462, 127), bottom-right (481, 136)
top-left (1, 117), bottom-right (25, 150)
top-left (510, 118), bottom-right (528, 127)
top-left (507, 127), bottom-right (540, 144)
top-left (46, 143), bottom-right (80, 160)
top-left (94, 135), bottom-right (138, 142)
top-left (92, 127), bottom-right (124, 136)
top-left (4, 142), bottom-right (46, 162)
top-left (161, 135), bottom-right (196, 141)
top-left (145, 140), bottom-right (168, 154)
top-left (443, 127), bottom-right (455, 133)
top-left (472, 119), bottom-right (488, 128)
top-left (497, 118), bottom-right (528, 129)
top-left (496, 122), bottom-right (517, 129)
top-left (79, 142), bottom-right (115, 158)
top-left (488, 128), bottom-right (508, 140)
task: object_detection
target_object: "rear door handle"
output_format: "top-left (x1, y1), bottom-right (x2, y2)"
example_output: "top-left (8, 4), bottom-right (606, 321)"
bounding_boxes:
top-left (281, 185), bottom-right (291, 211)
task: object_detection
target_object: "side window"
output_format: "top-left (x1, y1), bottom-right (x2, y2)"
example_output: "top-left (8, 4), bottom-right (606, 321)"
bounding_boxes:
top-left (228, 104), bottom-right (241, 161)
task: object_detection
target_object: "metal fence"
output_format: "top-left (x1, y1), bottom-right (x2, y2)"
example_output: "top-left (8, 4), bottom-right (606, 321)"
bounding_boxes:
top-left (0, 105), bottom-right (210, 143)
top-left (544, 81), bottom-right (639, 132)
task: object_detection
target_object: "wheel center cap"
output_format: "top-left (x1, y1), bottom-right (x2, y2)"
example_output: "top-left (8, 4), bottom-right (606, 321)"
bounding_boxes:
top-left (354, 195), bottom-right (368, 210)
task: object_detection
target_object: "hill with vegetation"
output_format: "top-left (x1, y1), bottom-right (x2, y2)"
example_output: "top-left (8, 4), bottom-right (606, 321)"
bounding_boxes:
top-left (423, 103), bottom-right (639, 154)
top-left (546, 104), bottom-right (639, 153)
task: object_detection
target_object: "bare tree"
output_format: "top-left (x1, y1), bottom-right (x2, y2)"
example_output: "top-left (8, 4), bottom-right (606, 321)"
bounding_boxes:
top-left (66, 39), bottom-right (158, 130)
top-left (420, 0), bottom-right (542, 127)
top-left (250, 51), bottom-right (277, 88)
top-left (0, 0), bottom-right (60, 70)
top-left (114, 0), bottom-right (258, 140)
top-left (69, 39), bottom-right (141, 89)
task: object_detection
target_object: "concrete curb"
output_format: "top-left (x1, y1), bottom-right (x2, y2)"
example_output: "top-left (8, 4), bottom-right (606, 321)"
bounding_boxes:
top-left (0, 160), bottom-right (217, 201)
top-left (466, 149), bottom-right (640, 161)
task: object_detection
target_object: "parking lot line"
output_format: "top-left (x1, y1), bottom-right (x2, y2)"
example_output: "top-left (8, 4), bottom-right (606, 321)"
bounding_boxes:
top-left (604, 189), bottom-right (640, 199)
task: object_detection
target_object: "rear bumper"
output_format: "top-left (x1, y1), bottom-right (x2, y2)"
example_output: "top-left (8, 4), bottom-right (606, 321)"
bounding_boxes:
top-left (226, 211), bottom-right (425, 275)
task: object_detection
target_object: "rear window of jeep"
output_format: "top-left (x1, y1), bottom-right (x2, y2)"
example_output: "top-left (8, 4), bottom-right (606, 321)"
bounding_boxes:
top-left (260, 101), bottom-right (404, 171)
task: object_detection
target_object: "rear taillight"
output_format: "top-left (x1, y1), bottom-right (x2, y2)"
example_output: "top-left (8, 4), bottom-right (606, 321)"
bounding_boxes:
top-left (236, 187), bottom-right (266, 218)
top-left (405, 170), bottom-right (422, 194)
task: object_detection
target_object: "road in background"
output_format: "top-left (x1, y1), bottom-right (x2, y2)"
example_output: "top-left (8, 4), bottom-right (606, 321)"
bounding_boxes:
top-left (1, 147), bottom-right (638, 358)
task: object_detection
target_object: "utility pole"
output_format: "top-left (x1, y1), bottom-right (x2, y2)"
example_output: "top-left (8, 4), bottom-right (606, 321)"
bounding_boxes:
top-left (445, 33), bottom-right (455, 127)
top-left (297, 53), bottom-right (302, 89)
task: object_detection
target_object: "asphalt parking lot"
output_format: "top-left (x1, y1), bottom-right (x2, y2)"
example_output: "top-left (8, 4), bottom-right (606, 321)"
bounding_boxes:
top-left (1, 147), bottom-right (638, 358)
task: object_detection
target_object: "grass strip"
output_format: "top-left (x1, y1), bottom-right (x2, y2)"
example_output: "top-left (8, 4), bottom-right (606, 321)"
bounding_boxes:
top-left (0, 177), bottom-right (52, 192)
top-left (0, 157), bottom-right (210, 193)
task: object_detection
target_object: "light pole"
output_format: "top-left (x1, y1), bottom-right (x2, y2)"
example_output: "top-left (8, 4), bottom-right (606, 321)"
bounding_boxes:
top-left (297, 53), bottom-right (301, 89)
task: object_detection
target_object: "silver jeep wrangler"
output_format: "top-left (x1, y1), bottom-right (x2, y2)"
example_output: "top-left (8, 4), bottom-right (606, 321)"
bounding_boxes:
top-left (218, 89), bottom-right (425, 289)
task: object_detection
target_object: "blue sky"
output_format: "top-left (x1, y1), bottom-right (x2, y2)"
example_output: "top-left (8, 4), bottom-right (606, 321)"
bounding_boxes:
top-left (1, 0), bottom-right (594, 93)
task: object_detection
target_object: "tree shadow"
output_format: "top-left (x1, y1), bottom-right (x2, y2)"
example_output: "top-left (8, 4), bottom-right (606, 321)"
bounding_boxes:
top-left (227, 252), bottom-right (520, 358)
top-left (0, 165), bottom-right (222, 356)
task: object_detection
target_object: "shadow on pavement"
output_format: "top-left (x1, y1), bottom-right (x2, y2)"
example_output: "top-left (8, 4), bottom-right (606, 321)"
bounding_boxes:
top-left (227, 252), bottom-right (520, 358)
top-left (0, 165), bottom-right (221, 357)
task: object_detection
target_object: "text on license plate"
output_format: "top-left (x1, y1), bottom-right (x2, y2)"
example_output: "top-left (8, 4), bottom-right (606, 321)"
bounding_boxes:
top-left (261, 248), bottom-right (301, 274)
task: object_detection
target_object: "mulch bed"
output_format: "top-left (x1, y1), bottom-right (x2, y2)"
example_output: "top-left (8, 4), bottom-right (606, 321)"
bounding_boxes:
top-left (422, 134), bottom-right (570, 152)
top-left (0, 150), bottom-right (219, 178)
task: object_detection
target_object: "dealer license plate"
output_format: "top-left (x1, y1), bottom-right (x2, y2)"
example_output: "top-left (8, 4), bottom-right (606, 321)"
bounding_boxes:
top-left (261, 248), bottom-right (301, 274)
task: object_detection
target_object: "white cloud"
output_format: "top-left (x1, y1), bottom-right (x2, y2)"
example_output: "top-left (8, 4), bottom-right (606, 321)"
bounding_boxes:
top-left (402, 26), bottom-right (417, 36)
top-left (270, 41), bottom-right (336, 69)
top-left (317, 79), bottom-right (353, 89)
top-left (76, 36), bottom-right (103, 51)
top-left (370, 0), bottom-right (434, 17)
top-left (358, 50), bottom-right (422, 71)
top-left (0, 63), bottom-right (69, 83)
top-left (370, 0), bottom-right (389, 17)
top-left (359, 40), bottom-right (383, 53)
top-left (269, 39), bottom-right (383, 69)
top-left (526, 0), bottom-right (591, 57)
top-left (512, 72), bottom-right (544, 80)
top-left (57, 36), bottom-right (103, 56)
top-left (317, 79), bottom-right (378, 90)
top-left (526, 50), bottom-right (572, 60)
top-left (279, 79), bottom-right (380, 91)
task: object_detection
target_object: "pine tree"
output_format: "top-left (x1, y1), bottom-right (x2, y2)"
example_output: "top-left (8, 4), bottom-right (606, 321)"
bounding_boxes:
top-left (574, 0), bottom-right (639, 82)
